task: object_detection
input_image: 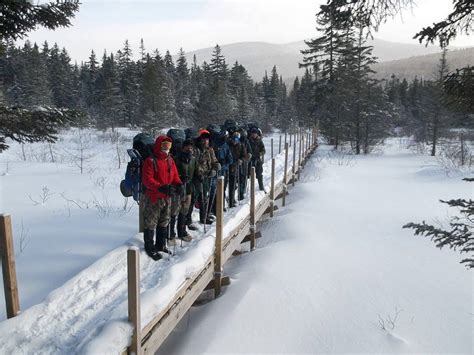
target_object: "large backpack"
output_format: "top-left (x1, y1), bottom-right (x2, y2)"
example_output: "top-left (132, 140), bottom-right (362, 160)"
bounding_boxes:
top-left (120, 133), bottom-right (155, 202)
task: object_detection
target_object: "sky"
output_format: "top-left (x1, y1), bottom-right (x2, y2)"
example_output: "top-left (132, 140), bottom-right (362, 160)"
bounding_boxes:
top-left (23, 0), bottom-right (473, 63)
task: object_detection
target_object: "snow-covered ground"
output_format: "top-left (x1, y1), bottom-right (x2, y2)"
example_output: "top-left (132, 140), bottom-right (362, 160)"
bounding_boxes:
top-left (161, 139), bottom-right (473, 354)
top-left (0, 131), bottom-right (472, 353)
top-left (0, 128), bottom-right (282, 322)
top-left (0, 128), bottom-right (284, 353)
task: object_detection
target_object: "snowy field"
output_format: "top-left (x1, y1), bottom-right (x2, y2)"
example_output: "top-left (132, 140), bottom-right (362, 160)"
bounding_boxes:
top-left (161, 139), bottom-right (473, 354)
top-left (0, 130), bottom-right (472, 353)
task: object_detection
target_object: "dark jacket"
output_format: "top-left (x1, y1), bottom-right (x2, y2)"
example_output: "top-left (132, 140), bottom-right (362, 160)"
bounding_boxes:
top-left (248, 136), bottom-right (265, 163)
top-left (174, 152), bottom-right (198, 195)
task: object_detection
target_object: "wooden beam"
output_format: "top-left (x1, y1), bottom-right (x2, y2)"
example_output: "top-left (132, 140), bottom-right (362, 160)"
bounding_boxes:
top-left (0, 214), bottom-right (20, 319)
top-left (271, 138), bottom-right (274, 159)
top-left (127, 247), bottom-right (141, 355)
top-left (240, 231), bottom-right (262, 244)
top-left (250, 167), bottom-right (256, 250)
top-left (279, 135), bottom-right (282, 154)
top-left (203, 276), bottom-right (231, 292)
top-left (283, 142), bottom-right (289, 207)
top-left (214, 177), bottom-right (224, 298)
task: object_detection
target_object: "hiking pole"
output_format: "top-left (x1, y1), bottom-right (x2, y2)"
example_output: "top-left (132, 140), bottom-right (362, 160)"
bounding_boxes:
top-left (203, 175), bottom-right (213, 233)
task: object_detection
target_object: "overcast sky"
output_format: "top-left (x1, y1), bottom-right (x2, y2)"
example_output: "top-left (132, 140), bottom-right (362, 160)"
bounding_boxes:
top-left (23, 0), bottom-right (472, 63)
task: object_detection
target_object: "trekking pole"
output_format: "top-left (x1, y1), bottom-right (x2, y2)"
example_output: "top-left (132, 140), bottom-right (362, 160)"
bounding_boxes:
top-left (203, 176), bottom-right (213, 233)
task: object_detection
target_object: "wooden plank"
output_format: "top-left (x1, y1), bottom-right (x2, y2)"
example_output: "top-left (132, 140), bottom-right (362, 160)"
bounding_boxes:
top-left (279, 135), bottom-right (282, 154)
top-left (141, 261), bottom-right (214, 353)
top-left (0, 214), bottom-right (20, 319)
top-left (240, 231), bottom-right (263, 244)
top-left (250, 167), bottom-right (256, 250)
top-left (203, 276), bottom-right (231, 292)
top-left (271, 138), bottom-right (274, 159)
top-left (127, 247), bottom-right (142, 355)
top-left (214, 177), bottom-right (224, 298)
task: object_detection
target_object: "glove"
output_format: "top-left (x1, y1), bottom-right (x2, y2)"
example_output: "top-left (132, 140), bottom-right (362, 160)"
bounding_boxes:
top-left (215, 162), bottom-right (222, 171)
top-left (247, 153), bottom-right (252, 160)
top-left (174, 184), bottom-right (184, 196)
top-left (237, 159), bottom-right (243, 166)
top-left (209, 170), bottom-right (217, 178)
top-left (158, 184), bottom-right (173, 195)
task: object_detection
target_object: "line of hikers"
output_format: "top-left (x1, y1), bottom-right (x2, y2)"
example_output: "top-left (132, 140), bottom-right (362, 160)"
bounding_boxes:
top-left (124, 120), bottom-right (266, 261)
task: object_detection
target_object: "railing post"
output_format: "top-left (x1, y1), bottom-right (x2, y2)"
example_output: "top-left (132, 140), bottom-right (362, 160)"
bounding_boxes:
top-left (292, 136), bottom-right (297, 187)
top-left (1, 214), bottom-right (20, 319)
top-left (271, 138), bottom-right (274, 159)
top-left (289, 132), bottom-right (292, 147)
top-left (279, 135), bottom-right (282, 154)
top-left (284, 132), bottom-right (287, 148)
top-left (128, 247), bottom-right (142, 355)
top-left (298, 131), bottom-right (302, 179)
top-left (283, 143), bottom-right (289, 207)
top-left (250, 167), bottom-right (256, 250)
top-left (270, 158), bottom-right (275, 218)
top-left (214, 176), bottom-right (224, 298)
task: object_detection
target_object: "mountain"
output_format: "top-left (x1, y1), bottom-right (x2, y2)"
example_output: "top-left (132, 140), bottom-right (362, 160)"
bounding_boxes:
top-left (372, 47), bottom-right (474, 81)
top-left (177, 39), bottom-right (463, 82)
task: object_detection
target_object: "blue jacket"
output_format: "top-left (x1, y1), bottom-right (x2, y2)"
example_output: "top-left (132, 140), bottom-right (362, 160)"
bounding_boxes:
top-left (213, 138), bottom-right (233, 172)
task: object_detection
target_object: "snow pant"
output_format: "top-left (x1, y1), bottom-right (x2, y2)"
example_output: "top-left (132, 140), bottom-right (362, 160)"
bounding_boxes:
top-left (239, 163), bottom-right (248, 200)
top-left (252, 158), bottom-right (264, 191)
top-left (170, 193), bottom-right (192, 237)
top-left (228, 166), bottom-right (239, 207)
top-left (198, 179), bottom-right (211, 223)
top-left (141, 194), bottom-right (171, 251)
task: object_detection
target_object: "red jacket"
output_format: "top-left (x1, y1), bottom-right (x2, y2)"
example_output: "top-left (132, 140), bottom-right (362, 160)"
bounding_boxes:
top-left (142, 135), bottom-right (182, 202)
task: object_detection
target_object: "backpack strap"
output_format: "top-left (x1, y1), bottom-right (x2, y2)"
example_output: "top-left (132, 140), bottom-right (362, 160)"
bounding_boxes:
top-left (151, 154), bottom-right (157, 173)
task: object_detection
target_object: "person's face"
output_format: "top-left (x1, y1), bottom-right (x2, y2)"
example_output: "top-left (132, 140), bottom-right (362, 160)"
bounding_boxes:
top-left (202, 138), bottom-right (209, 147)
top-left (183, 145), bottom-right (194, 155)
top-left (251, 132), bottom-right (258, 139)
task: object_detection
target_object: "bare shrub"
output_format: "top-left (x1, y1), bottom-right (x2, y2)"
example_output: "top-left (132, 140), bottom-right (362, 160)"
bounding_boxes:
top-left (378, 308), bottom-right (403, 331)
top-left (29, 186), bottom-right (54, 205)
top-left (63, 129), bottom-right (96, 174)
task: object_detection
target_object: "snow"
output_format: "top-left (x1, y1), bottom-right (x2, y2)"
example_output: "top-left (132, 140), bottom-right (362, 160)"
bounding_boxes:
top-left (0, 128), bottom-right (287, 353)
top-left (160, 139), bottom-right (473, 354)
top-left (0, 131), bottom-right (472, 353)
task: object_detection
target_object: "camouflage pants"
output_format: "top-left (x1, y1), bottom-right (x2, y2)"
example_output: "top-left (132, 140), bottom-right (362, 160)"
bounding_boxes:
top-left (141, 194), bottom-right (171, 229)
top-left (170, 193), bottom-right (192, 217)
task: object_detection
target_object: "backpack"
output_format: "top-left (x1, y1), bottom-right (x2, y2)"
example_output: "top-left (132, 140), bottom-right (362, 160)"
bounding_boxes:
top-left (120, 133), bottom-right (155, 202)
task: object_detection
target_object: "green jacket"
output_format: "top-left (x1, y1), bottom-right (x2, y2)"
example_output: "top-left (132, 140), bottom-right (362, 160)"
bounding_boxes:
top-left (174, 153), bottom-right (198, 195)
top-left (248, 136), bottom-right (265, 162)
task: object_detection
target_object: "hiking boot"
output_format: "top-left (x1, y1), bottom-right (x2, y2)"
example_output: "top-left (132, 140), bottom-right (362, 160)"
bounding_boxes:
top-left (155, 226), bottom-right (172, 254)
top-left (167, 237), bottom-right (177, 247)
top-left (143, 229), bottom-right (161, 261)
top-left (168, 216), bottom-right (177, 239)
top-left (187, 223), bottom-right (198, 231)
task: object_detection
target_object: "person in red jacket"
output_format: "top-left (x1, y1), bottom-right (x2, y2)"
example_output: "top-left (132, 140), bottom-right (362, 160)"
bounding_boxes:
top-left (141, 135), bottom-right (183, 260)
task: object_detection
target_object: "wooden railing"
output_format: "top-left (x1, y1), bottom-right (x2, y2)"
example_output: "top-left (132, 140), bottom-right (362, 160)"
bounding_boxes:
top-left (125, 128), bottom-right (319, 354)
